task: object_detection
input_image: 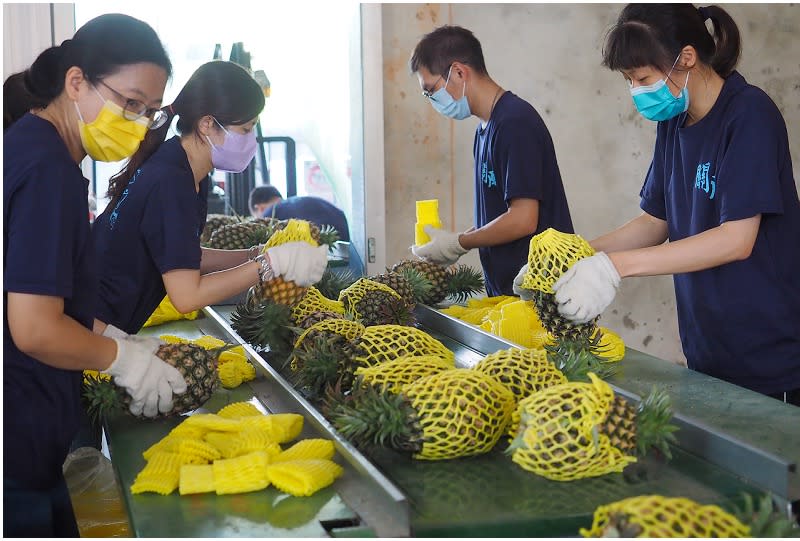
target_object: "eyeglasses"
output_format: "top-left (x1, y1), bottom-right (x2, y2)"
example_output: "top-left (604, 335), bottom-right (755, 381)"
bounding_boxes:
top-left (421, 75), bottom-right (444, 100)
top-left (97, 80), bottom-right (168, 130)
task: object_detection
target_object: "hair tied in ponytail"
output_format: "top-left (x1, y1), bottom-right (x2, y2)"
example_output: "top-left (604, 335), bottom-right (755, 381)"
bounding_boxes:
top-left (168, 103), bottom-right (175, 116)
top-left (698, 6), bottom-right (711, 20)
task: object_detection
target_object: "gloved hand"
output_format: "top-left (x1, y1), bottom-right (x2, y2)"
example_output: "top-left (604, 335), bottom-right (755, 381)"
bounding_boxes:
top-left (101, 323), bottom-right (164, 348)
top-left (103, 337), bottom-right (187, 417)
top-left (512, 263), bottom-right (535, 301)
top-left (411, 225), bottom-right (469, 265)
top-left (552, 252), bottom-right (621, 324)
top-left (101, 323), bottom-right (128, 339)
top-left (266, 242), bottom-right (329, 286)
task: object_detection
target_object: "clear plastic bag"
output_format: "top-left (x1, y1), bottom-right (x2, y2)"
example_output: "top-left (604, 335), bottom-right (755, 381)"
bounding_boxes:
top-left (63, 447), bottom-right (131, 537)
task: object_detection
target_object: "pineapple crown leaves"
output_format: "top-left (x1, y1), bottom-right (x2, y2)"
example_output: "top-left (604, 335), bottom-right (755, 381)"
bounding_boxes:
top-left (727, 492), bottom-right (800, 538)
top-left (445, 264), bottom-right (485, 303)
top-left (82, 372), bottom-right (125, 426)
top-left (316, 224), bottom-right (341, 248)
top-left (229, 300), bottom-right (297, 359)
top-left (328, 380), bottom-right (423, 453)
top-left (545, 335), bottom-right (618, 382)
top-left (290, 335), bottom-right (351, 399)
top-left (315, 267), bottom-right (358, 300)
top-left (633, 386), bottom-right (679, 459)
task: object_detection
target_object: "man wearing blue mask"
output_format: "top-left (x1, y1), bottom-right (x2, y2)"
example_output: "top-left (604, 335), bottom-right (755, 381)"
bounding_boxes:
top-left (409, 25), bottom-right (574, 297)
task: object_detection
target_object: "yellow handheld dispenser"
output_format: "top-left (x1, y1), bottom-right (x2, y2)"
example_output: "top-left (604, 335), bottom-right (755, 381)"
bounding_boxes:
top-left (415, 199), bottom-right (443, 245)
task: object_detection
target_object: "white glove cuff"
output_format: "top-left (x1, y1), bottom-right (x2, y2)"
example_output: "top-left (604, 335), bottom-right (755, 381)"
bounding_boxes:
top-left (596, 252), bottom-right (621, 288)
top-left (102, 323), bottom-right (128, 339)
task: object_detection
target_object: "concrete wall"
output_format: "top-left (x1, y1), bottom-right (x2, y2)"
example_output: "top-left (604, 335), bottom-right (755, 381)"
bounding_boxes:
top-left (380, 3), bottom-right (800, 365)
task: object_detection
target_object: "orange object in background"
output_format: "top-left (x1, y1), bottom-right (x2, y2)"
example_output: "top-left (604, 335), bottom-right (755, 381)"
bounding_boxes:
top-left (415, 199), bottom-right (443, 245)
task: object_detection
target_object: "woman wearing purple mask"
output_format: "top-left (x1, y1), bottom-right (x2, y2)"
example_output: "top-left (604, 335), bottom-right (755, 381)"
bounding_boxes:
top-left (91, 60), bottom-right (328, 337)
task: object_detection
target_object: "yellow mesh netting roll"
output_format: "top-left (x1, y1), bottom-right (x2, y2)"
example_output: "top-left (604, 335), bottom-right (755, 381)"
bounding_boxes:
top-left (273, 439), bottom-right (335, 463)
top-left (355, 355), bottom-right (456, 393)
top-left (521, 228), bottom-right (595, 293)
top-left (580, 495), bottom-right (751, 538)
top-left (291, 287), bottom-right (345, 324)
top-left (509, 373), bottom-right (636, 481)
top-left (403, 370), bottom-right (515, 460)
top-left (267, 459), bottom-right (343, 497)
top-left (352, 325), bottom-right (455, 369)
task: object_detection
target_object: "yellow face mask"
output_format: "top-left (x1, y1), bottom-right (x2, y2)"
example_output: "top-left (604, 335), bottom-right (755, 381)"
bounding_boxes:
top-left (75, 89), bottom-right (149, 162)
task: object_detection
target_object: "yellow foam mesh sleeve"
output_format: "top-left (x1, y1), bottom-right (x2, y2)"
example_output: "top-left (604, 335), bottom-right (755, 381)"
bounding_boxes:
top-left (521, 228), bottom-right (595, 293)
top-left (266, 459), bottom-right (343, 497)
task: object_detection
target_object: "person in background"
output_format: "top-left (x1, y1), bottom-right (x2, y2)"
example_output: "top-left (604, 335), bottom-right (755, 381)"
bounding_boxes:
top-left (543, 4), bottom-right (800, 405)
top-left (91, 61), bottom-right (328, 336)
top-left (3, 14), bottom-right (186, 537)
top-left (409, 25), bottom-right (574, 296)
top-left (250, 185), bottom-right (351, 242)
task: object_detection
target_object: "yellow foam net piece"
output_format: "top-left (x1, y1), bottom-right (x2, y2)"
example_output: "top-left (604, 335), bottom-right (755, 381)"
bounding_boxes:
top-left (183, 414), bottom-right (244, 432)
top-left (143, 295), bottom-right (199, 328)
top-left (337, 278), bottom-right (403, 319)
top-left (266, 459), bottom-right (343, 497)
top-left (521, 228), bottom-right (595, 293)
top-left (265, 218), bottom-right (317, 248)
top-left (402, 369), bottom-right (515, 460)
top-left (473, 347), bottom-right (567, 401)
top-left (174, 438), bottom-right (222, 464)
top-left (272, 439), bottom-right (336, 463)
top-left (294, 319), bottom-right (366, 349)
top-left (352, 325), bottom-right (455, 369)
top-left (580, 495), bottom-right (751, 538)
top-left (213, 451), bottom-right (272, 495)
top-left (594, 327), bottom-right (626, 362)
top-left (217, 401), bottom-right (262, 419)
top-left (239, 413), bottom-right (304, 444)
top-left (178, 464), bottom-right (215, 495)
top-left (509, 373), bottom-right (636, 481)
top-left (354, 355), bottom-right (456, 393)
top-left (130, 452), bottom-right (184, 495)
top-left (218, 356), bottom-right (257, 389)
top-left (204, 430), bottom-right (280, 459)
top-left (291, 286), bottom-right (345, 324)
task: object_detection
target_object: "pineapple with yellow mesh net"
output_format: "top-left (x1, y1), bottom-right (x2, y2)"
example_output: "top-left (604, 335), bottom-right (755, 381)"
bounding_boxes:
top-left (354, 355), bottom-right (456, 393)
top-left (580, 492), bottom-right (799, 538)
top-left (327, 369), bottom-right (515, 460)
top-left (506, 373), bottom-right (677, 481)
top-left (338, 277), bottom-right (415, 326)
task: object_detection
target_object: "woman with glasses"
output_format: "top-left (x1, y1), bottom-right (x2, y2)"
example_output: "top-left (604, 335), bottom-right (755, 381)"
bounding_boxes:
top-left (91, 60), bottom-right (327, 338)
top-left (3, 14), bottom-right (187, 536)
top-left (542, 4), bottom-right (800, 405)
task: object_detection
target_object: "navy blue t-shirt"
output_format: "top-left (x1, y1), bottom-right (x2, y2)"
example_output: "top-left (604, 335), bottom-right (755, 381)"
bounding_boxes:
top-left (92, 137), bottom-right (208, 334)
top-left (640, 71), bottom-right (800, 395)
top-left (3, 114), bottom-right (96, 489)
top-left (263, 196), bottom-right (350, 242)
top-left (474, 92), bottom-right (574, 296)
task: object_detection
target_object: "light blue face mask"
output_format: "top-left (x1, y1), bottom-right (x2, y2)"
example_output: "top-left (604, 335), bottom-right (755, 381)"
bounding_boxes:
top-left (630, 54), bottom-right (690, 122)
top-left (429, 66), bottom-right (471, 120)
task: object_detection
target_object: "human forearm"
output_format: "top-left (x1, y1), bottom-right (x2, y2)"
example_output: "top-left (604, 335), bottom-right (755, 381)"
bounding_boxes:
top-left (164, 262), bottom-right (260, 313)
top-left (608, 216), bottom-right (760, 278)
top-left (460, 199), bottom-right (539, 249)
top-left (7, 293), bottom-right (117, 371)
top-left (200, 247), bottom-right (251, 274)
top-left (590, 212), bottom-right (669, 253)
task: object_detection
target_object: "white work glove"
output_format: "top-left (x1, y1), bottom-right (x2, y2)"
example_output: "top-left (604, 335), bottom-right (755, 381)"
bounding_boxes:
top-left (552, 252), bottom-right (621, 324)
top-left (512, 263), bottom-right (535, 301)
top-left (101, 323), bottom-right (129, 339)
top-left (103, 337), bottom-right (187, 418)
top-left (265, 242), bottom-right (329, 287)
top-left (411, 225), bottom-right (469, 265)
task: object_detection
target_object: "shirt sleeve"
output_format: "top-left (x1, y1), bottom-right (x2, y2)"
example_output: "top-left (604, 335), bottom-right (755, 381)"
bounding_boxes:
top-left (639, 125), bottom-right (667, 220)
top-left (140, 168), bottom-right (202, 273)
top-left (495, 118), bottom-right (547, 203)
top-left (715, 95), bottom-right (785, 223)
top-left (4, 163), bottom-right (88, 298)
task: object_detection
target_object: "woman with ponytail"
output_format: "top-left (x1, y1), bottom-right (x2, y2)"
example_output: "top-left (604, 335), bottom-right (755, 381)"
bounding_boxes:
top-left (528, 4), bottom-right (800, 404)
top-left (3, 14), bottom-right (190, 536)
top-left (91, 60), bottom-right (327, 335)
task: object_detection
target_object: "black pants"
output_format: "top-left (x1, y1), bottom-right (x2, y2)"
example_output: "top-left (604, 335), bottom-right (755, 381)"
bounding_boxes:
top-left (766, 388), bottom-right (800, 407)
top-left (4, 476), bottom-right (79, 537)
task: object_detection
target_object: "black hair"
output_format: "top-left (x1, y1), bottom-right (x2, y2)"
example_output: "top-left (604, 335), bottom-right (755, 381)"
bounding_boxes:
top-left (108, 60), bottom-right (266, 206)
top-left (409, 25), bottom-right (488, 77)
top-left (602, 4), bottom-right (741, 77)
top-left (249, 185), bottom-right (284, 213)
top-left (3, 13), bottom-right (171, 128)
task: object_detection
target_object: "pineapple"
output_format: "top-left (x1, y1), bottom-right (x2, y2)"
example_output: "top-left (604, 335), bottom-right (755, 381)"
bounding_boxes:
top-left (297, 311), bottom-right (345, 330)
top-left (354, 354), bottom-right (456, 393)
top-left (290, 286), bottom-right (345, 326)
top-left (391, 260), bottom-right (484, 305)
top-left (246, 219), bottom-right (339, 307)
top-left (338, 278), bottom-right (414, 326)
top-left (506, 373), bottom-right (677, 481)
top-left (82, 342), bottom-right (224, 421)
top-left (315, 267), bottom-right (358, 301)
top-left (580, 492), bottom-right (798, 538)
top-left (326, 369), bottom-right (515, 460)
top-left (229, 299), bottom-right (296, 361)
top-left (369, 269), bottom-right (432, 310)
top-left (206, 218), bottom-right (279, 250)
top-left (200, 214), bottom-right (240, 245)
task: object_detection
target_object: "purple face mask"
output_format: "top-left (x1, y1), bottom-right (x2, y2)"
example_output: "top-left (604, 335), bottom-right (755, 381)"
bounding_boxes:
top-left (207, 119), bottom-right (258, 173)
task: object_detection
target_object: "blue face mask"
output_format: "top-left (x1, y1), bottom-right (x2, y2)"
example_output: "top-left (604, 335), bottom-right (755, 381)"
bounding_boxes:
top-left (429, 66), bottom-right (471, 120)
top-left (630, 55), bottom-right (690, 121)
